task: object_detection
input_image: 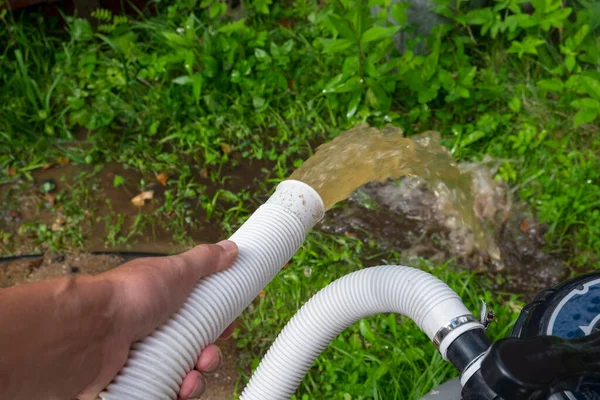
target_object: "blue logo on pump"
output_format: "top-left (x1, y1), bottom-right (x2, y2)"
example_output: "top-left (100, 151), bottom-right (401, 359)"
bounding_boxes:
top-left (547, 278), bottom-right (600, 339)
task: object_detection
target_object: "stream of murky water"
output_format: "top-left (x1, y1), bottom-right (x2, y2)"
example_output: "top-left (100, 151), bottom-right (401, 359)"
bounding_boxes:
top-left (290, 124), bottom-right (500, 261)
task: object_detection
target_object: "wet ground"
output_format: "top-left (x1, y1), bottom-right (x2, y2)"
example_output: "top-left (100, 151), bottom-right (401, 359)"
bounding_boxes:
top-left (0, 158), bottom-right (270, 256)
top-left (320, 159), bottom-right (570, 295)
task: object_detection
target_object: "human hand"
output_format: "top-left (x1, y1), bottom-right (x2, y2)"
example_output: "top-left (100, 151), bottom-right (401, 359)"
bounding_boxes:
top-left (78, 240), bottom-right (238, 400)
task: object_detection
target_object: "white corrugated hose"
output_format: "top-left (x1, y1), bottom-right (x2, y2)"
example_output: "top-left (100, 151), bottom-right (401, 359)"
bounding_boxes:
top-left (240, 265), bottom-right (482, 400)
top-left (100, 180), bottom-right (325, 400)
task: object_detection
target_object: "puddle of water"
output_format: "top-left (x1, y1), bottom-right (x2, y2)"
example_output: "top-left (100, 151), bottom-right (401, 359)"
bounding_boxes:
top-left (291, 124), bottom-right (499, 263)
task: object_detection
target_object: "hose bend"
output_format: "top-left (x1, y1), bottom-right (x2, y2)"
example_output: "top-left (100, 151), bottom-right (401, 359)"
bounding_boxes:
top-left (240, 265), bottom-right (482, 400)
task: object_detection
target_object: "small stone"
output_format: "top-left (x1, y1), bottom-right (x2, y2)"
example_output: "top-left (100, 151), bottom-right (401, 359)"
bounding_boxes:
top-left (51, 255), bottom-right (65, 263)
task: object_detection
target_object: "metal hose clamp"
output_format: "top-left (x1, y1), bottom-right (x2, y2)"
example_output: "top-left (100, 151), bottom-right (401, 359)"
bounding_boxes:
top-left (433, 314), bottom-right (479, 348)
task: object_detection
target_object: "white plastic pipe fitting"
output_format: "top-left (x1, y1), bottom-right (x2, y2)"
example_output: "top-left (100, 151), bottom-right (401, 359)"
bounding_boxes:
top-left (240, 265), bottom-right (483, 400)
top-left (100, 180), bottom-right (325, 400)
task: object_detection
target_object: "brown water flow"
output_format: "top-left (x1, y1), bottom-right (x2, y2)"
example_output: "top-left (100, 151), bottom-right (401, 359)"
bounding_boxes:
top-left (290, 124), bottom-right (499, 260)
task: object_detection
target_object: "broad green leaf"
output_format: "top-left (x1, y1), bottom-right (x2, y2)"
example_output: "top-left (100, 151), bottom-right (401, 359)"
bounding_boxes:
top-left (574, 24), bottom-right (590, 47)
top-left (507, 37), bottom-right (544, 58)
top-left (360, 26), bottom-right (401, 45)
top-left (162, 32), bottom-right (192, 47)
top-left (252, 96), bottom-right (266, 109)
top-left (327, 76), bottom-right (363, 93)
top-left (328, 14), bottom-right (355, 40)
top-left (574, 108), bottom-right (598, 126)
top-left (68, 108), bottom-right (90, 127)
top-left (564, 55), bottom-right (576, 72)
top-left (421, 37), bottom-right (440, 80)
top-left (509, 97), bottom-right (522, 112)
top-left (254, 48), bottom-right (271, 63)
top-left (113, 175), bottom-right (125, 188)
top-left (209, 2), bottom-right (222, 19)
top-left (459, 8), bottom-right (494, 25)
top-left (359, 320), bottom-right (376, 342)
top-left (455, 86), bottom-right (470, 98)
top-left (458, 66), bottom-right (477, 87)
top-left (374, 362), bottom-right (389, 380)
top-left (461, 130), bottom-right (487, 147)
top-left (571, 98), bottom-right (600, 109)
top-left (70, 18), bottom-right (94, 42)
top-left (347, 90), bottom-right (362, 118)
top-left (184, 14), bottom-right (195, 40)
top-left (581, 76), bottom-right (600, 99)
top-left (539, 8), bottom-right (572, 31)
top-left (324, 74), bottom-right (345, 93)
top-left (537, 78), bottom-right (564, 92)
top-left (366, 80), bottom-right (390, 110)
top-left (319, 38), bottom-right (355, 54)
top-left (253, 0), bottom-right (272, 14)
top-left (390, 2), bottom-right (409, 26)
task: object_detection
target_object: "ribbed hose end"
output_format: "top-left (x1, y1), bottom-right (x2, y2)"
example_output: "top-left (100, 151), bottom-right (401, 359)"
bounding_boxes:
top-left (100, 181), bottom-right (324, 400)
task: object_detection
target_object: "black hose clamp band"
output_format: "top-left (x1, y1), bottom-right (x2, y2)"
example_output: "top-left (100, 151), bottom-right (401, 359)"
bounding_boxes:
top-left (433, 314), bottom-right (479, 348)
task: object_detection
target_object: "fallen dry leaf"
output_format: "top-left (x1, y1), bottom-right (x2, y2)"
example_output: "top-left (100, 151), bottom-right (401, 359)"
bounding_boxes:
top-left (519, 219), bottom-right (529, 232)
top-left (220, 142), bottom-right (232, 154)
top-left (156, 172), bottom-right (168, 186)
top-left (201, 167), bottom-right (209, 179)
top-left (131, 191), bottom-right (154, 207)
top-left (42, 163), bottom-right (54, 170)
top-left (44, 192), bottom-right (57, 206)
top-left (258, 289), bottom-right (265, 298)
top-left (57, 156), bottom-right (70, 166)
top-left (51, 217), bottom-right (66, 232)
top-left (9, 209), bottom-right (20, 219)
top-left (7, 167), bottom-right (16, 176)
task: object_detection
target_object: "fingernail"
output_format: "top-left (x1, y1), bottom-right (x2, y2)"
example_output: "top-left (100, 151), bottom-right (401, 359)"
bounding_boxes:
top-left (190, 376), bottom-right (206, 398)
top-left (217, 240), bottom-right (237, 253)
top-left (204, 349), bottom-right (222, 375)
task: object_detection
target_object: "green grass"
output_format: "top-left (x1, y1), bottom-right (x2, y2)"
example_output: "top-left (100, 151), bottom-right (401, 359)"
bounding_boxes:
top-left (1, 0), bottom-right (600, 398)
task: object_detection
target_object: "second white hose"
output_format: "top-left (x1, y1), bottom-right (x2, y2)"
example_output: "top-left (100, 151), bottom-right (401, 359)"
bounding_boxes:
top-left (241, 265), bottom-right (482, 400)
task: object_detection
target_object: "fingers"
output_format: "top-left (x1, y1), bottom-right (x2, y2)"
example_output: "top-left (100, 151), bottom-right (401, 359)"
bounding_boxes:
top-left (219, 322), bottom-right (235, 340)
top-left (174, 240), bottom-right (238, 280)
top-left (196, 344), bottom-right (222, 373)
top-left (178, 344), bottom-right (222, 399)
top-left (178, 370), bottom-right (206, 400)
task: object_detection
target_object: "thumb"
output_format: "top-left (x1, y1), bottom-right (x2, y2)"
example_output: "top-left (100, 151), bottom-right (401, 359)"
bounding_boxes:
top-left (174, 240), bottom-right (239, 281)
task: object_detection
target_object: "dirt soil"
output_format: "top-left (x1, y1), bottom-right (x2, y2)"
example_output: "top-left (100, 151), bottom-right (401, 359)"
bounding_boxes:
top-left (0, 253), bottom-right (239, 400)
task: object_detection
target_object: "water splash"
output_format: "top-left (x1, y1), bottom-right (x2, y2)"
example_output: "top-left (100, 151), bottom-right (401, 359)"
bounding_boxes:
top-left (289, 124), bottom-right (499, 261)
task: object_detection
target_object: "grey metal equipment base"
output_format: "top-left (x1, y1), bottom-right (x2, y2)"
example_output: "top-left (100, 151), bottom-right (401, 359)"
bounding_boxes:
top-left (420, 378), bottom-right (462, 400)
